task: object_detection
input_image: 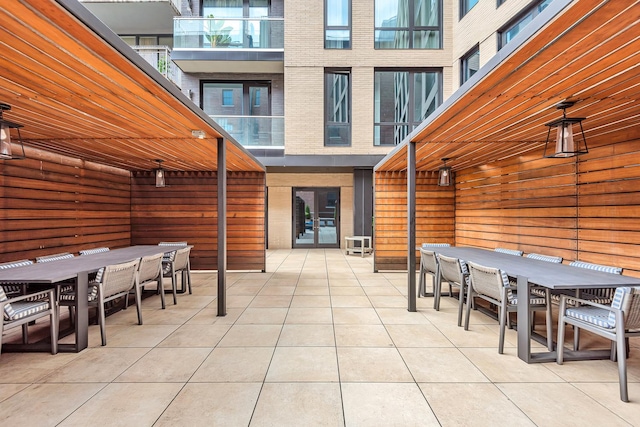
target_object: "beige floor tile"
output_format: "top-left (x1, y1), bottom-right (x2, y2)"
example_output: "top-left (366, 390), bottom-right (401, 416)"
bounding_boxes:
top-left (101, 324), bottom-right (177, 347)
top-left (386, 324), bottom-right (453, 347)
top-left (573, 382), bottom-right (640, 424)
top-left (258, 285), bottom-right (296, 296)
top-left (227, 285), bottom-right (263, 296)
top-left (236, 307), bottom-right (289, 324)
top-left (375, 307), bottom-right (431, 324)
top-left (116, 347), bottom-right (211, 382)
top-left (332, 307), bottom-right (381, 325)
top-left (285, 307), bottom-right (333, 324)
top-left (461, 347), bottom-right (565, 383)
top-left (369, 295), bottom-right (410, 308)
top-left (59, 383), bottom-right (183, 427)
top-left (399, 348), bottom-right (489, 382)
top-left (278, 324), bottom-right (336, 346)
top-left (251, 382), bottom-right (344, 426)
top-left (0, 383), bottom-right (29, 402)
top-left (0, 352), bottom-right (80, 383)
top-left (338, 347), bottom-right (413, 382)
top-left (357, 278), bottom-right (392, 287)
top-left (435, 323), bottom-right (506, 348)
top-left (266, 347), bottom-right (339, 382)
top-left (329, 278), bottom-right (361, 287)
top-left (363, 286), bottom-right (403, 296)
top-left (42, 347), bottom-right (149, 383)
top-left (342, 382), bottom-right (439, 426)
top-left (217, 324), bottom-right (282, 347)
top-left (155, 383), bottom-right (261, 427)
top-left (545, 358), bottom-right (640, 382)
top-left (0, 383), bottom-right (106, 426)
top-left (136, 307), bottom-right (200, 325)
top-left (290, 295), bottom-right (332, 307)
top-left (191, 347), bottom-right (274, 382)
top-left (170, 295), bottom-right (216, 309)
top-left (330, 286), bottom-right (366, 296)
top-left (498, 382), bottom-right (630, 426)
top-left (248, 295), bottom-right (293, 307)
top-left (297, 278), bottom-right (330, 287)
top-left (334, 324), bottom-right (394, 347)
top-left (294, 286), bottom-right (330, 295)
top-left (419, 383), bottom-right (536, 426)
top-left (331, 295), bottom-right (373, 308)
top-left (185, 307), bottom-right (243, 324)
top-left (224, 295), bottom-right (254, 308)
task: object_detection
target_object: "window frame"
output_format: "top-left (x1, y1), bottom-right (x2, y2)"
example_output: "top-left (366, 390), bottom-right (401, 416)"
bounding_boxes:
top-left (498, 0), bottom-right (552, 50)
top-left (460, 44), bottom-right (480, 85)
top-left (373, 68), bottom-right (443, 146)
top-left (200, 80), bottom-right (271, 116)
top-left (325, 0), bottom-right (352, 49)
top-left (460, 0), bottom-right (479, 19)
top-left (374, 0), bottom-right (443, 50)
top-left (324, 68), bottom-right (352, 147)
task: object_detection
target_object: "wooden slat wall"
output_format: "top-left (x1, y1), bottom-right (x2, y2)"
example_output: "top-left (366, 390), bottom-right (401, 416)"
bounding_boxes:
top-left (0, 148), bottom-right (131, 262)
top-left (456, 139), bottom-right (640, 278)
top-left (373, 170), bottom-right (455, 271)
top-left (131, 171), bottom-right (265, 271)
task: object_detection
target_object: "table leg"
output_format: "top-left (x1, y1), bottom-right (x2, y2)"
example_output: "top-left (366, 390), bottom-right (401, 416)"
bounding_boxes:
top-left (517, 275), bottom-right (532, 363)
top-left (74, 272), bottom-right (89, 352)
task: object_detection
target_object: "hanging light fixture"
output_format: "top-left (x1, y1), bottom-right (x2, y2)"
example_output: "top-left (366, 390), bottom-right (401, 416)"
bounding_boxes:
top-left (154, 159), bottom-right (166, 188)
top-left (543, 101), bottom-right (587, 158)
top-left (0, 103), bottom-right (26, 160)
top-left (438, 158), bottom-right (453, 187)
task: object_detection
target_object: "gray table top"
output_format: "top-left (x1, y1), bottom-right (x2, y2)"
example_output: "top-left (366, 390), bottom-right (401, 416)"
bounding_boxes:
top-left (0, 246), bottom-right (170, 284)
top-left (427, 246), bottom-right (640, 290)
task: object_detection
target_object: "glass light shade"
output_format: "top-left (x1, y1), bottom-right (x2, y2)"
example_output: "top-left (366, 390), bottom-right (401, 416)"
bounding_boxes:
top-left (155, 168), bottom-right (166, 187)
top-left (555, 122), bottom-right (575, 157)
top-left (438, 166), bottom-right (452, 186)
top-left (0, 123), bottom-right (12, 159)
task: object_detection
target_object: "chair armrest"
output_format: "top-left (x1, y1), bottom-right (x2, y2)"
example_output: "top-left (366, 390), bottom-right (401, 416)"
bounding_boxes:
top-left (559, 293), bottom-right (612, 311)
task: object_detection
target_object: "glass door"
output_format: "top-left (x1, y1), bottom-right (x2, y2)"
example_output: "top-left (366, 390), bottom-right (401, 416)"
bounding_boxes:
top-left (293, 188), bottom-right (340, 248)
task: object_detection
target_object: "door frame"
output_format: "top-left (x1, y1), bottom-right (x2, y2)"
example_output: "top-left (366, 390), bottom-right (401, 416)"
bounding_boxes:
top-left (292, 187), bottom-right (340, 248)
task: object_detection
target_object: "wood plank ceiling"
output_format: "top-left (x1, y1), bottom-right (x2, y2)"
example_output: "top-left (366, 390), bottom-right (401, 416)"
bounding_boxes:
top-left (0, 0), bottom-right (264, 173)
top-left (376, 0), bottom-right (640, 173)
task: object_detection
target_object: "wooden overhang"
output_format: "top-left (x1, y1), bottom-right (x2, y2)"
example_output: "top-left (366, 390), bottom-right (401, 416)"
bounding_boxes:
top-left (0, 0), bottom-right (266, 317)
top-left (0, 0), bottom-right (264, 174)
top-left (375, 0), bottom-right (640, 175)
top-left (372, 0), bottom-right (640, 312)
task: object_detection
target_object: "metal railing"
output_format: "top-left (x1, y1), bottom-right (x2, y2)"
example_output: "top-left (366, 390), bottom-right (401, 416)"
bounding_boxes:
top-left (174, 17), bottom-right (284, 49)
top-left (210, 115), bottom-right (284, 148)
top-left (132, 45), bottom-right (183, 88)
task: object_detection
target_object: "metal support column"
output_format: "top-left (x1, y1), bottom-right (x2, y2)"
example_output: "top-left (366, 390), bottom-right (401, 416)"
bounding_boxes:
top-left (407, 142), bottom-right (417, 312)
top-left (217, 137), bottom-right (227, 316)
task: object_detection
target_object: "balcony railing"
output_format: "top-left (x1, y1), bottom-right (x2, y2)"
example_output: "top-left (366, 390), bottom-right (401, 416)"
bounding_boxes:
top-left (210, 115), bottom-right (284, 148)
top-left (174, 17), bottom-right (284, 49)
top-left (132, 45), bottom-right (182, 88)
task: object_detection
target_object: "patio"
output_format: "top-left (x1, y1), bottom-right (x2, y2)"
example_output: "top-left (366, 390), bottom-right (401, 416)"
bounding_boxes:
top-left (1, 248), bottom-right (639, 426)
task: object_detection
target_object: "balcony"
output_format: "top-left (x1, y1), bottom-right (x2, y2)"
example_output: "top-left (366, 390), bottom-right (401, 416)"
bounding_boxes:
top-left (133, 46), bottom-right (182, 89)
top-left (172, 17), bottom-right (284, 73)
top-left (211, 115), bottom-right (284, 152)
top-left (80, 0), bottom-right (181, 34)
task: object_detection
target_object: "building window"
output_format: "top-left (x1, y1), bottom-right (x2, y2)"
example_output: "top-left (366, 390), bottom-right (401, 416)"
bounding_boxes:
top-left (461, 45), bottom-right (480, 84)
top-left (222, 89), bottom-right (234, 106)
top-left (374, 69), bottom-right (441, 146)
top-left (325, 0), bottom-right (351, 49)
top-left (460, 0), bottom-right (479, 18)
top-left (374, 0), bottom-right (442, 49)
top-left (499, 0), bottom-right (552, 49)
top-left (325, 69), bottom-right (351, 147)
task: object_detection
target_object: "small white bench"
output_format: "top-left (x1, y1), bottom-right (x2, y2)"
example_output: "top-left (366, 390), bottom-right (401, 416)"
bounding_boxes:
top-left (345, 236), bottom-right (372, 257)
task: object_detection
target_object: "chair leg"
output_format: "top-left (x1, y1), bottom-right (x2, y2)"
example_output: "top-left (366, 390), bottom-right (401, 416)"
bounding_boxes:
top-left (135, 285), bottom-right (143, 325)
top-left (158, 275), bottom-right (166, 309)
top-left (21, 323), bottom-right (29, 344)
top-left (49, 310), bottom-right (58, 355)
top-left (171, 271), bottom-right (178, 305)
top-left (573, 326), bottom-right (581, 351)
top-left (464, 288), bottom-right (473, 331)
top-left (457, 285), bottom-right (464, 327)
top-left (616, 328), bottom-right (629, 402)
top-left (187, 262), bottom-right (192, 294)
top-left (418, 266), bottom-right (425, 298)
top-left (98, 299), bottom-right (107, 346)
top-left (557, 301), bottom-right (567, 365)
top-left (498, 301), bottom-right (507, 354)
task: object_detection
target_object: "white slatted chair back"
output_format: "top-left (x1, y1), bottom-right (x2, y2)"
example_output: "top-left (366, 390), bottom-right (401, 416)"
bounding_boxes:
top-left (494, 248), bottom-right (523, 256)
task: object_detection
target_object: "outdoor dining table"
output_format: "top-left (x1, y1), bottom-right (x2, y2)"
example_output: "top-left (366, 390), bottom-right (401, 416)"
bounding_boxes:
top-left (427, 246), bottom-right (640, 363)
top-left (0, 245), bottom-right (170, 353)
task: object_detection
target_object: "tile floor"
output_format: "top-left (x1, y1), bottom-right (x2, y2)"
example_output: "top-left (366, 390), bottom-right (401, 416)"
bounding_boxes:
top-left (1, 249), bottom-right (640, 426)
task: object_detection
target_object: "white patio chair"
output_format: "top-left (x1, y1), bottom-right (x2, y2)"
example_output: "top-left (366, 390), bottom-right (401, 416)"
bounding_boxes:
top-left (59, 258), bottom-right (140, 346)
top-left (418, 243), bottom-right (450, 302)
top-left (0, 259), bottom-right (34, 298)
top-left (436, 254), bottom-right (470, 326)
top-left (162, 247), bottom-right (192, 299)
top-left (557, 286), bottom-right (640, 402)
top-left (466, 261), bottom-right (553, 353)
top-left (1, 286), bottom-right (58, 355)
top-left (79, 247), bottom-right (110, 256)
top-left (130, 253), bottom-right (167, 324)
